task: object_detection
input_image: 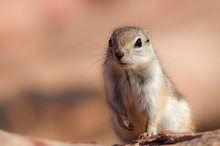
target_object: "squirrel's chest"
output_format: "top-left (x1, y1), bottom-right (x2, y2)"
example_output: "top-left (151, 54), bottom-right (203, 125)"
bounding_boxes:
top-left (120, 74), bottom-right (146, 111)
top-left (120, 80), bottom-right (147, 131)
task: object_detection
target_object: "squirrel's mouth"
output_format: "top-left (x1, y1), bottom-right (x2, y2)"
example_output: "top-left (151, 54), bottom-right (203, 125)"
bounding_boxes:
top-left (117, 61), bottom-right (130, 67)
top-left (119, 62), bottom-right (127, 65)
top-left (115, 58), bottom-right (130, 66)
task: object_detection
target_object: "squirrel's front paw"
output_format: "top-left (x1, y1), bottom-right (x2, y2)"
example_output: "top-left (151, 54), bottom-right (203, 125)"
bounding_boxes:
top-left (117, 116), bottom-right (134, 131)
top-left (123, 119), bottom-right (134, 131)
top-left (139, 128), bottom-right (157, 139)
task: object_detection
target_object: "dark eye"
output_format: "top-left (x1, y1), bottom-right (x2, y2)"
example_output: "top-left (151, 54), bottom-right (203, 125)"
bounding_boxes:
top-left (134, 38), bottom-right (142, 47)
top-left (108, 39), bottom-right (113, 47)
top-left (146, 39), bottom-right (150, 43)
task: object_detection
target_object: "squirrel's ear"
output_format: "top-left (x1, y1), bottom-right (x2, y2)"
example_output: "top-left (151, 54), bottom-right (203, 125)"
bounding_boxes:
top-left (143, 29), bottom-right (150, 37)
top-left (142, 29), bottom-right (151, 41)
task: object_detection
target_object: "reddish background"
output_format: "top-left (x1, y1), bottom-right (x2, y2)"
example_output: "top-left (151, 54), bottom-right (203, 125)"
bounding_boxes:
top-left (0, 0), bottom-right (220, 145)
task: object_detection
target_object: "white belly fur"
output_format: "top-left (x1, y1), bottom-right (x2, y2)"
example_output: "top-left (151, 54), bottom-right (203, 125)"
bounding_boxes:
top-left (111, 97), bottom-right (192, 141)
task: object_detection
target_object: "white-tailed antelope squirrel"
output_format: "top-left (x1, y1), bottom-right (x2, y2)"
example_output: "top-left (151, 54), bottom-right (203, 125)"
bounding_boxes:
top-left (103, 26), bottom-right (195, 142)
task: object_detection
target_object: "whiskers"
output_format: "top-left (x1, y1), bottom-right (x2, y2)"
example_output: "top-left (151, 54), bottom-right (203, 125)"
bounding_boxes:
top-left (85, 49), bottom-right (114, 75)
top-left (104, 53), bottom-right (114, 65)
top-left (87, 53), bottom-right (107, 70)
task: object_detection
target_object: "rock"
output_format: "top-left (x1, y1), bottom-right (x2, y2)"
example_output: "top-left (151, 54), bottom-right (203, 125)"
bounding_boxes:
top-left (0, 130), bottom-right (101, 146)
top-left (116, 129), bottom-right (220, 146)
top-left (1, 129), bottom-right (220, 146)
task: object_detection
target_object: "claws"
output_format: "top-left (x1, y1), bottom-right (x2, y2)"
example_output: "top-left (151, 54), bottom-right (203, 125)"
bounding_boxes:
top-left (117, 116), bottom-right (134, 131)
top-left (139, 132), bottom-right (150, 139)
top-left (123, 120), bottom-right (134, 131)
top-left (139, 129), bottom-right (157, 139)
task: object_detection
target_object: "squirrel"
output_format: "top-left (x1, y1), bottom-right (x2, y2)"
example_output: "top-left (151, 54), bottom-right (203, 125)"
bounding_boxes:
top-left (103, 26), bottom-right (195, 142)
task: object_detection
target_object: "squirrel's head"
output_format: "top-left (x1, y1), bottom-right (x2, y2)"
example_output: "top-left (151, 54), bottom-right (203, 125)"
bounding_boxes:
top-left (105, 26), bottom-right (157, 70)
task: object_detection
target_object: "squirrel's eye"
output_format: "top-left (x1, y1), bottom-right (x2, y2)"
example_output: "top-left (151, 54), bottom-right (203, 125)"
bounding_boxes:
top-left (108, 39), bottom-right (113, 47)
top-left (134, 38), bottom-right (142, 47)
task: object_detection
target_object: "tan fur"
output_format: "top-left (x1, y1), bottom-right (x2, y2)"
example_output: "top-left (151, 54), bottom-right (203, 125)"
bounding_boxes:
top-left (103, 26), bottom-right (195, 142)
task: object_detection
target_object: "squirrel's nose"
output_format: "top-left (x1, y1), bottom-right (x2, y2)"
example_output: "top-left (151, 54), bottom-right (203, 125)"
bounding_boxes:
top-left (115, 50), bottom-right (124, 59)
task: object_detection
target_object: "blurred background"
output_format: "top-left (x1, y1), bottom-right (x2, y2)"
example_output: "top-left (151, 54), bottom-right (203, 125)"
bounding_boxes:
top-left (0, 0), bottom-right (220, 145)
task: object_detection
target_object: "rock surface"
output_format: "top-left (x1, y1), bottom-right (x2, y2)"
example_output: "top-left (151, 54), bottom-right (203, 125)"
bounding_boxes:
top-left (0, 129), bottom-right (220, 146)
top-left (0, 130), bottom-right (100, 146)
top-left (116, 130), bottom-right (220, 146)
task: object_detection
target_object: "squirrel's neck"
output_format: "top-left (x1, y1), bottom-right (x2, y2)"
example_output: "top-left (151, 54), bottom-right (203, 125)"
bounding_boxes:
top-left (127, 59), bottom-right (165, 86)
